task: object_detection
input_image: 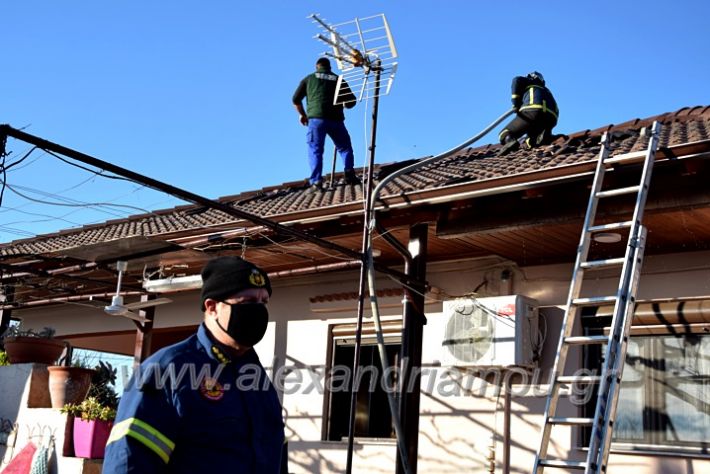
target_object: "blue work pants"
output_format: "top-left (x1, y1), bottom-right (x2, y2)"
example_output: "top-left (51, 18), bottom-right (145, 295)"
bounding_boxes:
top-left (307, 118), bottom-right (354, 184)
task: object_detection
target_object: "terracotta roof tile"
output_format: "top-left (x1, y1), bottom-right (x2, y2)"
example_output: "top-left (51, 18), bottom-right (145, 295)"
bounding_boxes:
top-left (2, 105), bottom-right (709, 257)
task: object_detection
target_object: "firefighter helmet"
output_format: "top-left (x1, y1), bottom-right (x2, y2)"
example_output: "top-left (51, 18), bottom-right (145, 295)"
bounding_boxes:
top-left (527, 71), bottom-right (545, 85)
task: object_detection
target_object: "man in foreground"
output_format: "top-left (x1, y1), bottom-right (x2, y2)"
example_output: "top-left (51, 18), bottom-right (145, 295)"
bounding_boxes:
top-left (103, 256), bottom-right (285, 473)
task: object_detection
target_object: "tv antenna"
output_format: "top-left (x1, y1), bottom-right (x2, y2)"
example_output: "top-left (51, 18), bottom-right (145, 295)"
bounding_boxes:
top-left (310, 13), bottom-right (398, 104)
top-left (310, 13), bottom-right (408, 474)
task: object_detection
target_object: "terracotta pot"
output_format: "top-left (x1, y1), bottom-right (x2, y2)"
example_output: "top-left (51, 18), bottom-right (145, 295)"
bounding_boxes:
top-left (48, 366), bottom-right (95, 409)
top-left (3, 336), bottom-right (66, 364)
top-left (73, 418), bottom-right (113, 459)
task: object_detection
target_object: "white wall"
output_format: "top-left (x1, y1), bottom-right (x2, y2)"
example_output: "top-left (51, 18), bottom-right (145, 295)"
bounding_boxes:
top-left (12, 250), bottom-right (710, 473)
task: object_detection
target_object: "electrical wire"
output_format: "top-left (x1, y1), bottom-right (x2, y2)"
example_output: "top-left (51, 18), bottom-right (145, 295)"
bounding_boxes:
top-left (198, 229), bottom-right (357, 264)
top-left (4, 146), bottom-right (38, 172)
top-left (248, 230), bottom-right (356, 262)
top-left (2, 208), bottom-right (84, 227)
top-left (0, 226), bottom-right (37, 237)
top-left (2, 181), bottom-right (153, 215)
top-left (5, 151), bottom-right (45, 173)
top-left (44, 149), bottom-right (134, 183)
top-left (0, 169), bottom-right (99, 216)
top-left (0, 174), bottom-right (159, 242)
top-left (0, 136), bottom-right (8, 208)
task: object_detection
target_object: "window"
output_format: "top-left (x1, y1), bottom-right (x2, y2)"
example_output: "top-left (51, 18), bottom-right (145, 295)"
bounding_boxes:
top-left (613, 335), bottom-right (710, 448)
top-left (323, 322), bottom-right (401, 441)
top-left (583, 314), bottom-right (710, 453)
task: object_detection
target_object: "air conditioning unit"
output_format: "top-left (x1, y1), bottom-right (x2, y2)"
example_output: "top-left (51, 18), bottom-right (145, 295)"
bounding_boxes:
top-left (440, 295), bottom-right (539, 368)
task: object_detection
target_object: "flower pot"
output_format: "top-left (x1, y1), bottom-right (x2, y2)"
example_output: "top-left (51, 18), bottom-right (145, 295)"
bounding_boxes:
top-left (48, 366), bottom-right (95, 408)
top-left (73, 418), bottom-right (113, 459)
top-left (3, 336), bottom-right (65, 364)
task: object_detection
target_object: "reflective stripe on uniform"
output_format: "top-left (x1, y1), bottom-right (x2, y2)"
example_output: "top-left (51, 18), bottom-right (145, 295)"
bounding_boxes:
top-left (522, 85), bottom-right (558, 119)
top-left (107, 417), bottom-right (175, 464)
top-left (519, 104), bottom-right (559, 120)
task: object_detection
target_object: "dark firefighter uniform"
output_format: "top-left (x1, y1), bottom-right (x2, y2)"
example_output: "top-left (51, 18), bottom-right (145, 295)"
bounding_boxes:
top-left (499, 72), bottom-right (559, 154)
top-left (102, 324), bottom-right (285, 473)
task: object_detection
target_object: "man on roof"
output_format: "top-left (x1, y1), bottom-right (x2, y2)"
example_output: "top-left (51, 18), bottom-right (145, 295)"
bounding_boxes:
top-left (103, 256), bottom-right (287, 473)
top-left (499, 71), bottom-right (559, 155)
top-left (292, 57), bottom-right (360, 192)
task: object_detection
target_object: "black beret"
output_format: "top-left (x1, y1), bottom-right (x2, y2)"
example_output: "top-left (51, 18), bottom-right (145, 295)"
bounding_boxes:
top-left (200, 256), bottom-right (271, 310)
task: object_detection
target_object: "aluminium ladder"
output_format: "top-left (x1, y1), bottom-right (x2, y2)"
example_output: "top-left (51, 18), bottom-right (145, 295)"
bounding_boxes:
top-left (533, 121), bottom-right (662, 473)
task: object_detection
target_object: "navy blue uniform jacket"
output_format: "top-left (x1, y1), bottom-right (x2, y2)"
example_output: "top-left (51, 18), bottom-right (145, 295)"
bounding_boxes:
top-left (103, 324), bottom-right (285, 473)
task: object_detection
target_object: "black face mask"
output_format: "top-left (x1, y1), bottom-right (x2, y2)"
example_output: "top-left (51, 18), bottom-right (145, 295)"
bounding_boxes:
top-left (216, 303), bottom-right (269, 347)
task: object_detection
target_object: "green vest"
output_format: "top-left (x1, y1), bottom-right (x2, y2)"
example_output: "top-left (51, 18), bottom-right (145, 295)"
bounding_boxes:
top-left (292, 66), bottom-right (356, 121)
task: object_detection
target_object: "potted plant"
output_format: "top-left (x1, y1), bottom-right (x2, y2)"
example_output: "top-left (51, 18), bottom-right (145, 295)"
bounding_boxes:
top-left (1, 325), bottom-right (66, 364)
top-left (0, 350), bottom-right (9, 366)
top-left (61, 361), bottom-right (119, 459)
top-left (48, 352), bottom-right (96, 409)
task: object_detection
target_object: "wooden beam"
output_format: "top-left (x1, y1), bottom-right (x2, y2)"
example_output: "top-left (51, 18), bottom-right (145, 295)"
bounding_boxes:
top-left (0, 286), bottom-right (14, 344)
top-left (133, 294), bottom-right (156, 365)
top-left (437, 163), bottom-right (710, 238)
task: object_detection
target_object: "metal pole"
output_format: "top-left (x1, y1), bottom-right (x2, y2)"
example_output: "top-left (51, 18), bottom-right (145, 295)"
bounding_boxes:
top-left (345, 61), bottom-right (381, 474)
top-left (396, 223), bottom-right (428, 474)
top-left (0, 124), bottom-right (412, 285)
top-left (503, 377), bottom-right (511, 474)
top-left (329, 147), bottom-right (338, 189)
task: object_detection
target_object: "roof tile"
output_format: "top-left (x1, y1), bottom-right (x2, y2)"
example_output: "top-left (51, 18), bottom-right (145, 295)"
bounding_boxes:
top-left (2, 105), bottom-right (709, 257)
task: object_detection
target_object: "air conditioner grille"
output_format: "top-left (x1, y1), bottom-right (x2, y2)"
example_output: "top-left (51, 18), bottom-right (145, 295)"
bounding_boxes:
top-left (442, 303), bottom-right (493, 363)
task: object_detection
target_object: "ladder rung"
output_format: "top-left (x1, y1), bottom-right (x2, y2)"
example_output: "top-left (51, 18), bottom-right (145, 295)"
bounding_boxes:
top-left (580, 257), bottom-right (625, 269)
top-left (595, 185), bottom-right (641, 198)
top-left (572, 296), bottom-right (617, 306)
top-left (548, 417), bottom-right (594, 426)
top-left (538, 459), bottom-right (587, 469)
top-left (604, 150), bottom-right (647, 165)
top-left (557, 375), bottom-right (602, 384)
top-left (535, 123), bottom-right (659, 474)
top-left (588, 221), bottom-right (633, 232)
top-left (564, 335), bottom-right (608, 345)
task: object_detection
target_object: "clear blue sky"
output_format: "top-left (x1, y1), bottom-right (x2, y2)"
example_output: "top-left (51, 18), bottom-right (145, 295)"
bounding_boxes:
top-left (2, 0), bottom-right (708, 242)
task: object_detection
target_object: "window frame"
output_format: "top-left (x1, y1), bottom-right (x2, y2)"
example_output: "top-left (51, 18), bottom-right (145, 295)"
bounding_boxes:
top-left (321, 320), bottom-right (402, 442)
top-left (581, 310), bottom-right (710, 457)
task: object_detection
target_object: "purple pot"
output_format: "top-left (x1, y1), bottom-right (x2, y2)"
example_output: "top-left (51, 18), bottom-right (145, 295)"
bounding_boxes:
top-left (73, 418), bottom-right (113, 459)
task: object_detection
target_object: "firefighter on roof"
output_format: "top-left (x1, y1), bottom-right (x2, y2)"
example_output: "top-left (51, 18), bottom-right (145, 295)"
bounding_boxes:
top-left (499, 71), bottom-right (559, 155)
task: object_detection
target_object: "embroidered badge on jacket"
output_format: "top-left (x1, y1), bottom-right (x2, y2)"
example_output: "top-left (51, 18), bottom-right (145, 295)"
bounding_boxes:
top-left (200, 377), bottom-right (225, 401)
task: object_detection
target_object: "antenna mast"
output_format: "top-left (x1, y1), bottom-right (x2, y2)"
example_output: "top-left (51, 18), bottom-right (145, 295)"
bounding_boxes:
top-left (310, 13), bottom-right (406, 474)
